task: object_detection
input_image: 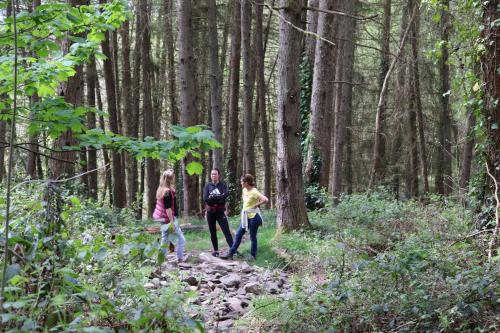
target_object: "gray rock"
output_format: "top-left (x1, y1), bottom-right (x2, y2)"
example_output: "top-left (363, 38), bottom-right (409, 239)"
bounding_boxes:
top-left (151, 278), bottom-right (161, 288)
top-left (183, 276), bottom-right (199, 286)
top-left (240, 262), bottom-right (253, 273)
top-left (226, 297), bottom-right (244, 313)
top-left (244, 282), bottom-right (262, 295)
top-left (220, 274), bottom-right (241, 288)
top-left (265, 282), bottom-right (279, 294)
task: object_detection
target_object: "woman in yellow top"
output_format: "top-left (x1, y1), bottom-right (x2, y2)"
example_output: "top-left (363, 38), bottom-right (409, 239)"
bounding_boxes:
top-left (221, 174), bottom-right (268, 260)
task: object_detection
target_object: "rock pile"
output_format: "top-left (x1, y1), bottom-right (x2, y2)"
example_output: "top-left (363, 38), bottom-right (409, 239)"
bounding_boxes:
top-left (147, 252), bottom-right (291, 332)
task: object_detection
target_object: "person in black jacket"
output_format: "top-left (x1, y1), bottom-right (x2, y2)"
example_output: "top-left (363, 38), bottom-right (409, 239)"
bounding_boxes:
top-left (203, 168), bottom-right (234, 257)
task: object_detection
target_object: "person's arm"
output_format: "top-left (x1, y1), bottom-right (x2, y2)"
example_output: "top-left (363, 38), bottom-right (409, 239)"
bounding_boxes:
top-left (251, 191), bottom-right (269, 209)
top-left (219, 182), bottom-right (229, 200)
top-left (164, 192), bottom-right (175, 222)
top-left (203, 184), bottom-right (210, 203)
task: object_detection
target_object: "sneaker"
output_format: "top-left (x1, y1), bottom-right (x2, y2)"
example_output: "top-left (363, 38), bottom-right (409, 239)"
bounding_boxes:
top-left (220, 252), bottom-right (233, 260)
top-left (211, 251), bottom-right (219, 257)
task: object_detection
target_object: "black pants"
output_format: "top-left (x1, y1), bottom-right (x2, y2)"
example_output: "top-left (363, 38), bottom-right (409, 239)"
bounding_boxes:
top-left (206, 210), bottom-right (233, 251)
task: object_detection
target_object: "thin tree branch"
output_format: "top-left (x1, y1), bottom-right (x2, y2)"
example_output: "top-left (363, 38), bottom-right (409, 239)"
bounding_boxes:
top-left (260, 1), bottom-right (336, 48)
top-left (11, 163), bottom-right (110, 191)
top-left (0, 142), bottom-right (76, 164)
top-left (303, 6), bottom-right (378, 21)
top-left (485, 162), bottom-right (500, 261)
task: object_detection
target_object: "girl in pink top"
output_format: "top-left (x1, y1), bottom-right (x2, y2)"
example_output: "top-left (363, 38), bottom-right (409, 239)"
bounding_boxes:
top-left (153, 169), bottom-right (185, 262)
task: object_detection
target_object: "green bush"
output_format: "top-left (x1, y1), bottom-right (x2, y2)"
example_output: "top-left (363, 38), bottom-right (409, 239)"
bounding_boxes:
top-left (254, 191), bottom-right (499, 332)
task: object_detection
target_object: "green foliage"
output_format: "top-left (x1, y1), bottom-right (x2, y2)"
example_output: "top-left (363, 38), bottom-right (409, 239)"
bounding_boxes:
top-left (249, 191), bottom-right (498, 332)
top-left (0, 185), bottom-right (204, 332)
top-left (0, 1), bottom-right (129, 99)
top-left (304, 183), bottom-right (330, 211)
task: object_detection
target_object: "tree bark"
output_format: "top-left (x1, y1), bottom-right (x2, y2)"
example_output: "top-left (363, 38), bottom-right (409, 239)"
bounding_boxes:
top-left (26, 1), bottom-right (40, 180)
top-left (369, 0), bottom-right (392, 186)
top-left (50, 0), bottom-right (89, 180)
top-left (331, 0), bottom-right (357, 202)
top-left (482, 0), bottom-right (500, 193)
top-left (304, 0), bottom-right (338, 188)
top-left (226, 0), bottom-right (241, 215)
top-left (99, 0), bottom-right (126, 208)
top-left (407, 63), bottom-right (419, 197)
top-left (85, 58), bottom-right (98, 200)
top-left (410, 0), bottom-right (428, 193)
top-left (435, 0), bottom-right (453, 195)
top-left (241, 0), bottom-right (255, 175)
top-left (121, 18), bottom-right (138, 206)
top-left (139, 0), bottom-right (159, 216)
top-left (178, 0), bottom-right (200, 217)
top-left (165, 0), bottom-right (178, 126)
top-left (304, 0), bottom-right (319, 66)
top-left (207, 0), bottom-right (223, 170)
top-left (96, 80), bottom-right (112, 205)
top-left (254, 1), bottom-right (272, 204)
top-left (276, 0), bottom-right (310, 230)
top-left (459, 108), bottom-right (476, 197)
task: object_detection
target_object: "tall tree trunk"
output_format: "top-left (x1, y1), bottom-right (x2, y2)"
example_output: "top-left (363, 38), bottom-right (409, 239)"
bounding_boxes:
top-left (121, 19), bottom-right (138, 206)
top-left (407, 63), bottom-right (419, 197)
top-left (50, 0), bottom-right (89, 180)
top-left (112, 31), bottom-right (122, 135)
top-left (99, 0), bottom-right (126, 208)
top-left (96, 81), bottom-right (112, 205)
top-left (370, 0), bottom-right (392, 185)
top-left (26, 1), bottom-right (40, 180)
top-left (132, 6), bottom-right (142, 217)
top-left (165, 0), bottom-right (178, 126)
top-left (435, 0), bottom-right (453, 195)
top-left (304, 0), bottom-right (319, 66)
top-left (241, 0), bottom-right (255, 175)
top-left (304, 0), bottom-right (337, 188)
top-left (255, 1), bottom-right (272, 204)
top-left (139, 0), bottom-right (159, 216)
top-left (390, 3), bottom-right (411, 199)
top-left (276, 0), bottom-right (310, 230)
top-left (410, 0), bottom-right (429, 193)
top-left (459, 109), bottom-right (476, 197)
top-left (85, 58), bottom-right (98, 200)
top-left (178, 0), bottom-right (199, 217)
top-left (226, 0), bottom-right (241, 215)
top-left (207, 0), bottom-right (223, 170)
top-left (345, 93), bottom-right (353, 195)
top-left (331, 0), bottom-right (357, 201)
top-left (482, 0), bottom-right (500, 193)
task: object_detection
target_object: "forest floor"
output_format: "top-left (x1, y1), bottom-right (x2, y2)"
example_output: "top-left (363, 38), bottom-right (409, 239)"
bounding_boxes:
top-left (146, 213), bottom-right (292, 333)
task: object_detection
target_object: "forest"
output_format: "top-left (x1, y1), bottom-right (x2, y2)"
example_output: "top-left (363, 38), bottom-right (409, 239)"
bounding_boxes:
top-left (0, 0), bottom-right (499, 332)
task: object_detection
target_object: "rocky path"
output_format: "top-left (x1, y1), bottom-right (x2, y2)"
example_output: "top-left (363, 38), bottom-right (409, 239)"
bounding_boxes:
top-left (146, 252), bottom-right (291, 332)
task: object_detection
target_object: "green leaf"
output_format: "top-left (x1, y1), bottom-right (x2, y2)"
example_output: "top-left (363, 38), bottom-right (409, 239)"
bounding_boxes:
top-left (186, 161), bottom-right (203, 175)
top-left (5, 264), bottom-right (21, 281)
top-left (94, 247), bottom-right (108, 261)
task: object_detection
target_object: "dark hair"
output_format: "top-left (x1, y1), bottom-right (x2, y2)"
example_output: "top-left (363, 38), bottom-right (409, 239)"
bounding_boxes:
top-left (240, 174), bottom-right (255, 186)
top-left (211, 168), bottom-right (221, 175)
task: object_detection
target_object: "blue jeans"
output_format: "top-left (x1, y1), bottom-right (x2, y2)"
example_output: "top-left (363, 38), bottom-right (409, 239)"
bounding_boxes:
top-left (229, 214), bottom-right (262, 258)
top-left (159, 220), bottom-right (185, 260)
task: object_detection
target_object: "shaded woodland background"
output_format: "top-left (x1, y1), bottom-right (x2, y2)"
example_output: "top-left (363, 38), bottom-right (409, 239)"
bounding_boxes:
top-left (2, 0), bottom-right (498, 230)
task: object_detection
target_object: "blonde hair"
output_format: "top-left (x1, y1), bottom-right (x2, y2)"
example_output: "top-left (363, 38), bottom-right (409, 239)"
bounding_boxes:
top-left (156, 169), bottom-right (175, 199)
